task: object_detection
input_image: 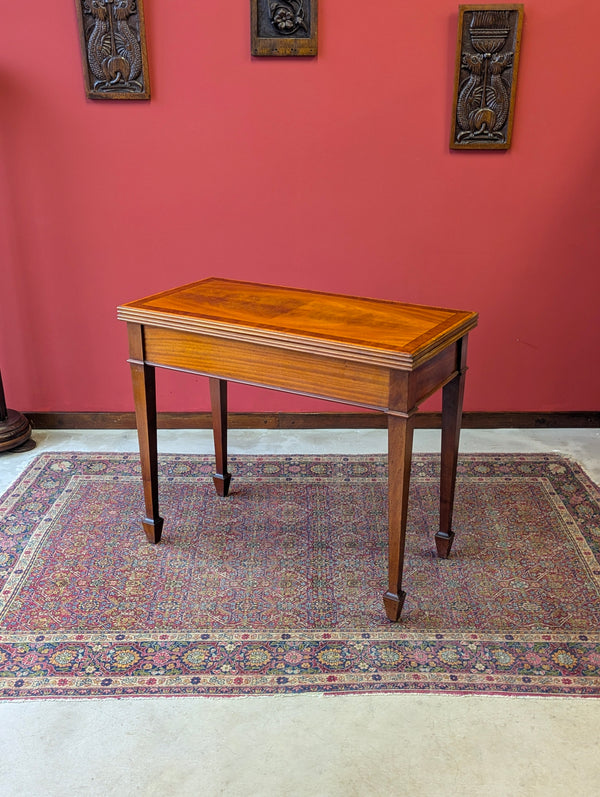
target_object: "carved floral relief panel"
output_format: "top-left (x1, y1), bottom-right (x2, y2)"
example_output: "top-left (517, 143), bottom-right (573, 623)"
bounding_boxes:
top-left (450, 5), bottom-right (523, 149)
top-left (75, 0), bottom-right (151, 100)
top-left (251, 0), bottom-right (318, 56)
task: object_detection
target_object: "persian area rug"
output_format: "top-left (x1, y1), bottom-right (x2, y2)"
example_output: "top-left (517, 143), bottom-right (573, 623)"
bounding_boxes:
top-left (0, 452), bottom-right (599, 700)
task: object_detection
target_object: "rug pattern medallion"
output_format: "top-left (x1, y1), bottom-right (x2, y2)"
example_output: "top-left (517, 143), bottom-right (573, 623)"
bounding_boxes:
top-left (0, 452), bottom-right (599, 699)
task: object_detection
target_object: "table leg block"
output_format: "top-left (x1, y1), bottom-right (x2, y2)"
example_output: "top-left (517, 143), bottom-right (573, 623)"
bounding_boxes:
top-left (434, 531), bottom-right (455, 558)
top-left (212, 473), bottom-right (232, 497)
top-left (383, 590), bottom-right (407, 621)
top-left (142, 517), bottom-right (164, 544)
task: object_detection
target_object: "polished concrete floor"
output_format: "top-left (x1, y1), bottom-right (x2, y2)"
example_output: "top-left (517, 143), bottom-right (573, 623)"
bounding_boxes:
top-left (0, 428), bottom-right (599, 796)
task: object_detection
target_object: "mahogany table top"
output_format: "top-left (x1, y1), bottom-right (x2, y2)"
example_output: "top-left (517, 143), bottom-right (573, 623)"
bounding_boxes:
top-left (118, 278), bottom-right (478, 370)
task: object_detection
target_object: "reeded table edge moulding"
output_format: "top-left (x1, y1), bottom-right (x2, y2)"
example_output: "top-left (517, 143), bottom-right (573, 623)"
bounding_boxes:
top-left (75, 0), bottom-right (151, 100)
top-left (251, 0), bottom-right (318, 56)
top-left (450, 4), bottom-right (523, 150)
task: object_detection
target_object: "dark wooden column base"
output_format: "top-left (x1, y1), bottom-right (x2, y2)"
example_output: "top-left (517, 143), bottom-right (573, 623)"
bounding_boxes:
top-left (212, 473), bottom-right (231, 497)
top-left (383, 590), bottom-right (407, 622)
top-left (434, 530), bottom-right (455, 558)
top-left (142, 516), bottom-right (164, 544)
top-left (0, 409), bottom-right (33, 453)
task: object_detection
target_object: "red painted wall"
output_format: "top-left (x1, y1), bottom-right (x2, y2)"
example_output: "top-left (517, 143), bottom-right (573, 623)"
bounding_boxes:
top-left (1, 1), bottom-right (599, 414)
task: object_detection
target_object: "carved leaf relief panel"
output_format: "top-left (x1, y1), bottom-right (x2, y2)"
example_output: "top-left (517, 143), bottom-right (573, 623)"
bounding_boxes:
top-left (75, 0), bottom-right (151, 100)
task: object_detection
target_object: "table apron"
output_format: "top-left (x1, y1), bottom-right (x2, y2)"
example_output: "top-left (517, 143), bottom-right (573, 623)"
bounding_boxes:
top-left (135, 324), bottom-right (461, 414)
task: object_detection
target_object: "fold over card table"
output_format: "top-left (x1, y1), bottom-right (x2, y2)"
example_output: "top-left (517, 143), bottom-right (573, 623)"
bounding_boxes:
top-left (118, 278), bottom-right (478, 621)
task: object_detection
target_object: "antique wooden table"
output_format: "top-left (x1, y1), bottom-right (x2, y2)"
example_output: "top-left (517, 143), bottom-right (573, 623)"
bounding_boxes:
top-left (118, 278), bottom-right (478, 621)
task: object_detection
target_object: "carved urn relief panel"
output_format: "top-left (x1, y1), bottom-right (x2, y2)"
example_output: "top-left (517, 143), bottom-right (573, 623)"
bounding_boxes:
top-left (451, 5), bottom-right (524, 149)
top-left (75, 0), bottom-right (151, 99)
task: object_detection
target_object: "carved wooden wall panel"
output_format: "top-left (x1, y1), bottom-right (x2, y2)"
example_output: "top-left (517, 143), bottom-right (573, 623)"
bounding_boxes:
top-left (251, 0), bottom-right (318, 56)
top-left (450, 4), bottom-right (523, 149)
top-left (75, 0), bottom-right (151, 100)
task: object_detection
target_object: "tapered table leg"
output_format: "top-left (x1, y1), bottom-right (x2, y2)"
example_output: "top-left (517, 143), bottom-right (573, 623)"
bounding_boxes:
top-left (209, 377), bottom-right (231, 497)
top-left (383, 413), bottom-right (416, 622)
top-left (130, 361), bottom-right (163, 544)
top-left (435, 336), bottom-right (468, 558)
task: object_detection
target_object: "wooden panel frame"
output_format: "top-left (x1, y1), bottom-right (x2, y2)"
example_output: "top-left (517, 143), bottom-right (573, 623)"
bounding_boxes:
top-left (450, 4), bottom-right (523, 150)
top-left (251, 0), bottom-right (318, 56)
top-left (75, 0), bottom-right (151, 100)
